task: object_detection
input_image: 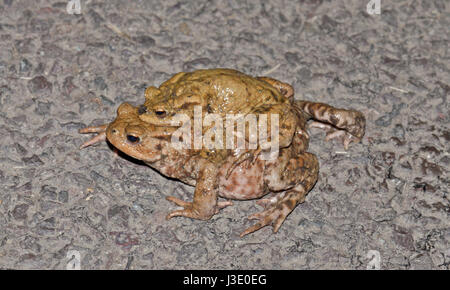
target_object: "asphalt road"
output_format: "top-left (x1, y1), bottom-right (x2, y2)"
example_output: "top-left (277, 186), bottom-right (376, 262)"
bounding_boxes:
top-left (0, 0), bottom-right (448, 269)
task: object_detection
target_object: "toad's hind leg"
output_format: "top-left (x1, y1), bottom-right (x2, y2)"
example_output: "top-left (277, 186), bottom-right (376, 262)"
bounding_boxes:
top-left (240, 152), bottom-right (319, 237)
top-left (296, 101), bottom-right (366, 150)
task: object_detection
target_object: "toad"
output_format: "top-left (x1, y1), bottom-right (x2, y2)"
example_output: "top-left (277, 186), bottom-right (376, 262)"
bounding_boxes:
top-left (79, 69), bottom-right (365, 237)
top-left (139, 69), bottom-right (299, 168)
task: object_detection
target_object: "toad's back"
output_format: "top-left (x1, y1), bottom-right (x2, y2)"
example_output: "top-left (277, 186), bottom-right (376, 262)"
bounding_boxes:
top-left (145, 68), bottom-right (290, 115)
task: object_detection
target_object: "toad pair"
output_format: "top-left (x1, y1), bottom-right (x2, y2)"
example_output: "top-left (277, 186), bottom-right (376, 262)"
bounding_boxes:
top-left (80, 69), bottom-right (365, 237)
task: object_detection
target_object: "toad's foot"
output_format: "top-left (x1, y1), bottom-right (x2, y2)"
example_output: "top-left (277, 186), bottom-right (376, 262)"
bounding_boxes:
top-left (166, 196), bottom-right (233, 220)
top-left (240, 189), bottom-right (306, 237)
top-left (240, 205), bottom-right (289, 237)
top-left (255, 193), bottom-right (279, 208)
top-left (79, 124), bottom-right (108, 149)
top-left (309, 121), bottom-right (360, 150)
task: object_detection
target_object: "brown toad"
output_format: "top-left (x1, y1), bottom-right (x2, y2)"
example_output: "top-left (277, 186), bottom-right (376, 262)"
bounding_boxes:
top-left (139, 69), bottom-right (300, 167)
top-left (139, 69), bottom-right (364, 168)
top-left (79, 69), bottom-right (365, 237)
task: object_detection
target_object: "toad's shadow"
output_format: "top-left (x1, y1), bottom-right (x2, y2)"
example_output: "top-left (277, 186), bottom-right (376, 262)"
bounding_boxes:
top-left (106, 140), bottom-right (146, 166)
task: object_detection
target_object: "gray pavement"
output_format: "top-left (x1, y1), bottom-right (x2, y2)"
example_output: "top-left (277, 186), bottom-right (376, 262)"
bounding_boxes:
top-left (0, 0), bottom-right (448, 269)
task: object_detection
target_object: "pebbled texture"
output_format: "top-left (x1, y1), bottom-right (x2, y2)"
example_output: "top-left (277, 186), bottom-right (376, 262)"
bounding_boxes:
top-left (0, 0), bottom-right (448, 269)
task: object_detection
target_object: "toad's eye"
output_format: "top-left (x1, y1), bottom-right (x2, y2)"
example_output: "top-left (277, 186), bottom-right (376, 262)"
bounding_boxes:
top-left (127, 135), bottom-right (140, 144)
top-left (155, 110), bottom-right (166, 118)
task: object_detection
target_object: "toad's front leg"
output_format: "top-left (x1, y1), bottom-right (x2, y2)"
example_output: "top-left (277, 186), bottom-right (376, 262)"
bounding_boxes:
top-left (166, 161), bottom-right (232, 220)
top-left (296, 101), bottom-right (366, 150)
top-left (79, 124), bottom-right (108, 149)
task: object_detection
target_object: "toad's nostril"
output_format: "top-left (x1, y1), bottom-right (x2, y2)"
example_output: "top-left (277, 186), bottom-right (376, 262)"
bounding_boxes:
top-left (127, 135), bottom-right (140, 144)
top-left (111, 128), bottom-right (118, 134)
